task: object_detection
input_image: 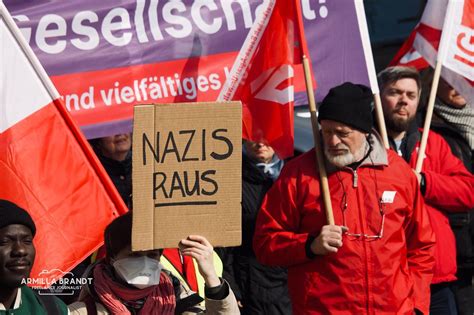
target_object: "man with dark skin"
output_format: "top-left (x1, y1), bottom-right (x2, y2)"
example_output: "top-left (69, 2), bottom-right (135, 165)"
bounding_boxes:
top-left (0, 224), bottom-right (35, 309)
top-left (0, 199), bottom-right (68, 314)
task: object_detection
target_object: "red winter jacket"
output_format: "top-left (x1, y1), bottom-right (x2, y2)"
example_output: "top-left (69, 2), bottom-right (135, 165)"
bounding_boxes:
top-left (403, 129), bottom-right (474, 284)
top-left (253, 134), bottom-right (435, 315)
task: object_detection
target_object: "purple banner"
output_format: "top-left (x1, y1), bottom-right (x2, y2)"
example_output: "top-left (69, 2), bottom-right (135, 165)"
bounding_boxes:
top-left (5, 0), bottom-right (369, 138)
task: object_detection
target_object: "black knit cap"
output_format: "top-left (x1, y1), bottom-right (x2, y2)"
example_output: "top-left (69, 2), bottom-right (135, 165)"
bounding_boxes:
top-left (318, 82), bottom-right (373, 133)
top-left (105, 212), bottom-right (132, 259)
top-left (0, 199), bottom-right (36, 236)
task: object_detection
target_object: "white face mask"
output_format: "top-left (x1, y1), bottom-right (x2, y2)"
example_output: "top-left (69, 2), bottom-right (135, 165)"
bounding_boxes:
top-left (112, 256), bottom-right (162, 289)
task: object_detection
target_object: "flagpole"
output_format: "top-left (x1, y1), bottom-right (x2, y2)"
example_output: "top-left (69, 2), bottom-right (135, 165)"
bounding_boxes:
top-left (302, 57), bottom-right (335, 225)
top-left (415, 60), bottom-right (442, 172)
top-left (373, 93), bottom-right (389, 149)
top-left (415, 0), bottom-right (456, 172)
top-left (354, 0), bottom-right (389, 149)
top-left (295, 0), bottom-right (334, 225)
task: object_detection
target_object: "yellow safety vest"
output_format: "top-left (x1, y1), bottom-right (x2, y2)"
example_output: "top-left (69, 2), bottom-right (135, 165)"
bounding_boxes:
top-left (160, 251), bottom-right (223, 299)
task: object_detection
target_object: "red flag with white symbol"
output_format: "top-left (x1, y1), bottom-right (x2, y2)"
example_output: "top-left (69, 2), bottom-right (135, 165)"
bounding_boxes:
top-left (218, 0), bottom-right (310, 159)
top-left (0, 3), bottom-right (127, 287)
top-left (391, 0), bottom-right (473, 105)
top-left (389, 28), bottom-right (430, 70)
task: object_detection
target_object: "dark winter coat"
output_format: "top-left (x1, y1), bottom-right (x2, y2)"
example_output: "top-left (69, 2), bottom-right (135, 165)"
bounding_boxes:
top-left (219, 154), bottom-right (291, 315)
top-left (431, 112), bottom-right (474, 269)
top-left (96, 151), bottom-right (132, 207)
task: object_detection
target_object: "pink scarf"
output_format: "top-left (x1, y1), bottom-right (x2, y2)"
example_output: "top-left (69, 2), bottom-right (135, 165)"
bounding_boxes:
top-left (92, 263), bottom-right (176, 315)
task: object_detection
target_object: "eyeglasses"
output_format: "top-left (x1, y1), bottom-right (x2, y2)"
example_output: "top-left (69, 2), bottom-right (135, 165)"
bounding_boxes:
top-left (340, 192), bottom-right (385, 241)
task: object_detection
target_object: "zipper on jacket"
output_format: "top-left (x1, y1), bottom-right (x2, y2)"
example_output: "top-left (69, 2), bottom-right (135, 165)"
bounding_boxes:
top-left (353, 168), bottom-right (370, 313)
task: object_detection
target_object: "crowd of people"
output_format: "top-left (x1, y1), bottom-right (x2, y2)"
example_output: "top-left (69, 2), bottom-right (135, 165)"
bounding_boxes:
top-left (0, 66), bottom-right (473, 314)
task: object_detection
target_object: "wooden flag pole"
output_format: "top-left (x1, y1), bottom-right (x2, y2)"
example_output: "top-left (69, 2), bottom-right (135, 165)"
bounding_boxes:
top-left (415, 60), bottom-right (442, 172)
top-left (295, 0), bottom-right (334, 225)
top-left (353, 0), bottom-right (389, 149)
top-left (302, 56), bottom-right (335, 225)
top-left (374, 93), bottom-right (390, 149)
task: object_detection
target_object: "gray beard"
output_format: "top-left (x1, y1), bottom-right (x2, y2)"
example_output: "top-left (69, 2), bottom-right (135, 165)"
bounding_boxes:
top-left (324, 141), bottom-right (368, 168)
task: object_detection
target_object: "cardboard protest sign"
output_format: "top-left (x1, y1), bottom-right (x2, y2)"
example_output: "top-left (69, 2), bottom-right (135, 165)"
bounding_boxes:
top-left (132, 102), bottom-right (242, 250)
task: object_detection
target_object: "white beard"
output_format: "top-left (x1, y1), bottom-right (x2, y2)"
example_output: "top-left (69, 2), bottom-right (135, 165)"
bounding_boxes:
top-left (324, 141), bottom-right (368, 168)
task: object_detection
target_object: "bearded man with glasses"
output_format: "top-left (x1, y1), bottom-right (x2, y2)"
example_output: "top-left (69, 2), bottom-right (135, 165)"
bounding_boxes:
top-left (253, 82), bottom-right (436, 315)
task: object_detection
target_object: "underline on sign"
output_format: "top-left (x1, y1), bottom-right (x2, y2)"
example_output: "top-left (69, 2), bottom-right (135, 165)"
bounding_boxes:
top-left (154, 201), bottom-right (218, 207)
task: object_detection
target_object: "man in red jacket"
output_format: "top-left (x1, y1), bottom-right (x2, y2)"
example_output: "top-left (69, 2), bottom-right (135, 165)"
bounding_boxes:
top-left (378, 66), bottom-right (474, 315)
top-left (253, 82), bottom-right (436, 314)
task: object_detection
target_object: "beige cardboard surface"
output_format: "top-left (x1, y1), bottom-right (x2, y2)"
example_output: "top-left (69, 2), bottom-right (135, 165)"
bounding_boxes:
top-left (132, 102), bottom-right (242, 250)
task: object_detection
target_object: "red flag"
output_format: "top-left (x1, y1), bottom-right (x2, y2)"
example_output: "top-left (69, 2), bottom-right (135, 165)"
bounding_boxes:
top-left (0, 3), bottom-right (127, 287)
top-left (218, 0), bottom-right (308, 159)
top-left (391, 0), bottom-right (473, 105)
top-left (389, 28), bottom-right (430, 70)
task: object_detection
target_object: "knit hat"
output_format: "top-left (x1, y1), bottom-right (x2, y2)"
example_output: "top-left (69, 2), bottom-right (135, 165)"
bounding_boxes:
top-left (0, 199), bottom-right (36, 236)
top-left (318, 82), bottom-right (373, 133)
top-left (105, 212), bottom-right (133, 259)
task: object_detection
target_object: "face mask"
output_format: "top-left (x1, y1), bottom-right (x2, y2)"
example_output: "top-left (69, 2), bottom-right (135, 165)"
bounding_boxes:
top-left (112, 256), bottom-right (162, 289)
